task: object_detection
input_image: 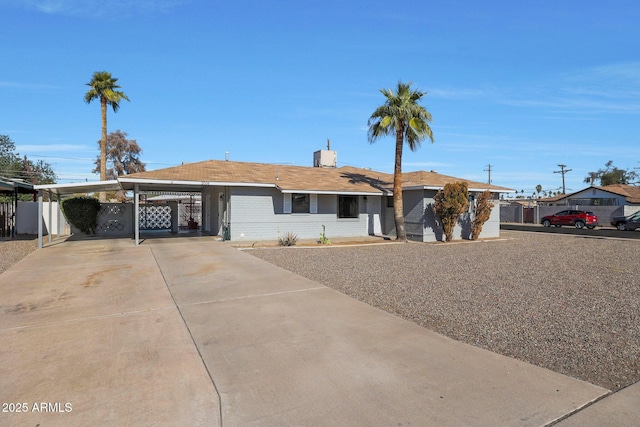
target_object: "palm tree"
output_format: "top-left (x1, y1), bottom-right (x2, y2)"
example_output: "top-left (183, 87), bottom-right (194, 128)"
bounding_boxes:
top-left (84, 71), bottom-right (129, 200)
top-left (368, 82), bottom-right (434, 241)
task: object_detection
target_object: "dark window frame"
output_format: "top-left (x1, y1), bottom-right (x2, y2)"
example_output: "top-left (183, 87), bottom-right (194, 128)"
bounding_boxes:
top-left (338, 195), bottom-right (359, 218)
top-left (291, 193), bottom-right (310, 214)
top-left (386, 196), bottom-right (394, 208)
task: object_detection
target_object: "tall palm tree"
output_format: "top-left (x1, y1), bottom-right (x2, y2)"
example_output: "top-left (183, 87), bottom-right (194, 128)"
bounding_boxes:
top-left (84, 71), bottom-right (129, 200)
top-left (368, 82), bottom-right (434, 241)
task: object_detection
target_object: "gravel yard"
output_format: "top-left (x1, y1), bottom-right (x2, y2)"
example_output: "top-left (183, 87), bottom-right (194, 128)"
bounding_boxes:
top-left (250, 231), bottom-right (640, 391)
top-left (0, 237), bottom-right (37, 274)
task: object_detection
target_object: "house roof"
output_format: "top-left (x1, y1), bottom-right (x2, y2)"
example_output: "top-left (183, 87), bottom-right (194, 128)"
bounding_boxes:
top-left (593, 184), bottom-right (640, 204)
top-left (119, 160), bottom-right (514, 194)
top-left (551, 184), bottom-right (640, 204)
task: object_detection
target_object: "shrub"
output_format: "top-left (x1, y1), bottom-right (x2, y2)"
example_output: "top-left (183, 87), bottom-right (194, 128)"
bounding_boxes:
top-left (278, 232), bottom-right (298, 246)
top-left (471, 190), bottom-right (494, 240)
top-left (61, 196), bottom-right (101, 234)
top-left (433, 182), bottom-right (470, 242)
top-left (319, 225), bottom-right (331, 245)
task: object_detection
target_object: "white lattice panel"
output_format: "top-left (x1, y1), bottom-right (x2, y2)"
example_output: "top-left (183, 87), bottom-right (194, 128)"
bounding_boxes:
top-left (140, 205), bottom-right (172, 230)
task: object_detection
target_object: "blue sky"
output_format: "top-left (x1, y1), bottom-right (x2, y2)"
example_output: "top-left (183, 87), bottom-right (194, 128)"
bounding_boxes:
top-left (2, 0), bottom-right (639, 196)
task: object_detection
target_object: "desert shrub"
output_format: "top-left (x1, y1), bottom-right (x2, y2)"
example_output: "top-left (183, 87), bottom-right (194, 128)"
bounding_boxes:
top-left (433, 182), bottom-right (470, 242)
top-left (61, 196), bottom-right (101, 234)
top-left (278, 232), bottom-right (298, 246)
top-left (319, 225), bottom-right (331, 245)
top-left (471, 190), bottom-right (494, 240)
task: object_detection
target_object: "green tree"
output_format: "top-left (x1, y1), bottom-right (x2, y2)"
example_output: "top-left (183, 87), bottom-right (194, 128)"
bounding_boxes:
top-left (535, 184), bottom-right (542, 197)
top-left (0, 135), bottom-right (20, 177)
top-left (84, 71), bottom-right (129, 201)
top-left (584, 160), bottom-right (638, 186)
top-left (433, 182), bottom-right (469, 242)
top-left (20, 156), bottom-right (56, 185)
top-left (0, 134), bottom-right (56, 186)
top-left (368, 82), bottom-right (434, 241)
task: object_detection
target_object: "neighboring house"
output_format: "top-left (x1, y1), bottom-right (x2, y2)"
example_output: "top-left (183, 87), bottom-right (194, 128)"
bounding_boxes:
top-left (115, 152), bottom-right (513, 242)
top-left (565, 184), bottom-right (640, 208)
top-left (541, 184), bottom-right (640, 207)
top-left (506, 184), bottom-right (640, 224)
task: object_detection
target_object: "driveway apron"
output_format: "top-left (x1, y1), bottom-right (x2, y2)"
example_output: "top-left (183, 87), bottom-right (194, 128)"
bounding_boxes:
top-left (148, 239), bottom-right (608, 426)
top-left (0, 238), bottom-right (219, 427)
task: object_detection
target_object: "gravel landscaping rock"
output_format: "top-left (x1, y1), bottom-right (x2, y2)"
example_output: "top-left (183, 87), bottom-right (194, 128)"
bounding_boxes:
top-left (0, 237), bottom-right (38, 274)
top-left (250, 231), bottom-right (640, 391)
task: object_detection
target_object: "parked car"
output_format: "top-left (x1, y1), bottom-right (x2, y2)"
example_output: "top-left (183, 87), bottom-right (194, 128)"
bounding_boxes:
top-left (541, 210), bottom-right (599, 229)
top-left (610, 211), bottom-right (640, 231)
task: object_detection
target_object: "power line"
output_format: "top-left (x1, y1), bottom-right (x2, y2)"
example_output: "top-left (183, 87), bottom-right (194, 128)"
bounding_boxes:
top-left (553, 164), bottom-right (572, 194)
top-left (484, 164), bottom-right (492, 184)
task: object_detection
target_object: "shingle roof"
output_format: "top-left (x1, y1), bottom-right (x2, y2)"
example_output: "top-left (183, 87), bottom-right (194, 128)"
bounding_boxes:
top-left (545, 184), bottom-right (640, 204)
top-left (596, 184), bottom-right (640, 204)
top-left (123, 160), bottom-right (513, 194)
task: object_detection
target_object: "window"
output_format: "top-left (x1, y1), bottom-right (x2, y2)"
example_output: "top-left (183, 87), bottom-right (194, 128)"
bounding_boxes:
top-left (291, 193), bottom-right (310, 213)
top-left (338, 195), bottom-right (358, 218)
top-left (386, 196), bottom-right (394, 208)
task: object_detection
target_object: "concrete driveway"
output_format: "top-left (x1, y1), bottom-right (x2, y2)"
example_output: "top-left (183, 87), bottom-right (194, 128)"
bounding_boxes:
top-left (0, 236), bottom-right (622, 426)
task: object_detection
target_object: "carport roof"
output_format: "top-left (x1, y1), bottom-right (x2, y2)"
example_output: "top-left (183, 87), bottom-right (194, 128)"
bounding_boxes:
top-left (0, 177), bottom-right (37, 194)
top-left (34, 180), bottom-right (121, 195)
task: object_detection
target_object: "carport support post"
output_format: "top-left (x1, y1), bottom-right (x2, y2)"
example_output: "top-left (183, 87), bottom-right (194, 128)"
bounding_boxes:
top-left (48, 190), bottom-right (53, 243)
top-left (37, 190), bottom-right (43, 249)
top-left (57, 194), bottom-right (63, 237)
top-left (134, 184), bottom-right (140, 246)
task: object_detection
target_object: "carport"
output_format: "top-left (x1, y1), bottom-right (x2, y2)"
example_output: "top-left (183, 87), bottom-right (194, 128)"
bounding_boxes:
top-left (0, 177), bottom-right (37, 238)
top-left (34, 181), bottom-right (120, 248)
top-left (34, 178), bottom-right (212, 248)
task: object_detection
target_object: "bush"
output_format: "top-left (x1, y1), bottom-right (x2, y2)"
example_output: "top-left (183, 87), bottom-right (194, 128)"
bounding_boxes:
top-left (61, 196), bottom-right (101, 234)
top-left (433, 182), bottom-right (470, 242)
top-left (278, 232), bottom-right (298, 246)
top-left (319, 225), bottom-right (331, 245)
top-left (471, 190), bottom-right (494, 240)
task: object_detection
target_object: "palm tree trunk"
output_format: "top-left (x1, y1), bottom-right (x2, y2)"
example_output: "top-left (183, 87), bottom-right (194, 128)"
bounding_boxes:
top-left (393, 128), bottom-right (407, 241)
top-left (99, 97), bottom-right (107, 202)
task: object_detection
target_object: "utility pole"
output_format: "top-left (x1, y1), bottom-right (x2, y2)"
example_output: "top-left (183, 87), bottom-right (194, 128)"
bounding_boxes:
top-left (484, 164), bottom-right (492, 184)
top-left (554, 164), bottom-right (572, 194)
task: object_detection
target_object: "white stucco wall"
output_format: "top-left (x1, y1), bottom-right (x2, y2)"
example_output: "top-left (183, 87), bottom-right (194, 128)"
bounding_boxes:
top-left (203, 185), bottom-right (503, 243)
top-left (16, 201), bottom-right (69, 235)
top-left (225, 186), bottom-right (379, 241)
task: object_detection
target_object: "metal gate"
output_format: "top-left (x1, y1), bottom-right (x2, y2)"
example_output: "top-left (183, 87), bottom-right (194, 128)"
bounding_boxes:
top-left (0, 201), bottom-right (14, 237)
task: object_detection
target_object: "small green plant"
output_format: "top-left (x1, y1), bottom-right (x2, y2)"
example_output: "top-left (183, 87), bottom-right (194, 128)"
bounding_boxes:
top-left (278, 232), bottom-right (298, 246)
top-left (61, 196), bottom-right (101, 234)
top-left (319, 224), bottom-right (331, 245)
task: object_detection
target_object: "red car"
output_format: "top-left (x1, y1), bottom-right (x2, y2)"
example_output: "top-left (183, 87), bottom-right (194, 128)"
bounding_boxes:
top-left (541, 210), bottom-right (599, 229)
